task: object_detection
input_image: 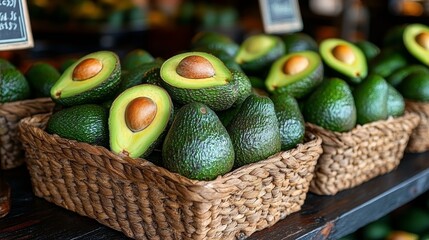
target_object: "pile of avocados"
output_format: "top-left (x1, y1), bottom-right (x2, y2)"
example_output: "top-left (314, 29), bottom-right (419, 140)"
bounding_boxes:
top-left (43, 23), bottom-right (429, 181)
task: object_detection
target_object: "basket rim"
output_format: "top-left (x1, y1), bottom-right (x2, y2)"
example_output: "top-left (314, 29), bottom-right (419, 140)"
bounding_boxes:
top-left (19, 112), bottom-right (323, 188)
top-left (305, 111), bottom-right (420, 137)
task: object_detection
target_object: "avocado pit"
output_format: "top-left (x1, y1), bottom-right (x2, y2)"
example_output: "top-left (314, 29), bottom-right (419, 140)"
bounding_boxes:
top-left (332, 44), bottom-right (356, 65)
top-left (176, 55), bottom-right (215, 79)
top-left (125, 97), bottom-right (157, 132)
top-left (72, 58), bottom-right (103, 81)
top-left (283, 55), bottom-right (309, 75)
top-left (416, 32), bottom-right (429, 50)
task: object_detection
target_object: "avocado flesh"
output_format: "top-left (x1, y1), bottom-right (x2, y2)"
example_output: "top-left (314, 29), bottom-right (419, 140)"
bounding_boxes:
top-left (51, 51), bottom-right (121, 106)
top-left (109, 84), bottom-right (172, 158)
top-left (404, 23), bottom-right (429, 66)
top-left (160, 51), bottom-right (231, 89)
top-left (265, 51), bottom-right (323, 98)
top-left (320, 38), bottom-right (367, 84)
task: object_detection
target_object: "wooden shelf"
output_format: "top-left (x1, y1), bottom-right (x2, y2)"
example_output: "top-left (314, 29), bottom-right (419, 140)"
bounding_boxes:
top-left (1, 151), bottom-right (429, 239)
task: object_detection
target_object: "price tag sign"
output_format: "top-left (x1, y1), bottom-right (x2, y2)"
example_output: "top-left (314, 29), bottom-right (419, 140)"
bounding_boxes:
top-left (0, 0), bottom-right (33, 50)
top-left (259, 0), bottom-right (303, 34)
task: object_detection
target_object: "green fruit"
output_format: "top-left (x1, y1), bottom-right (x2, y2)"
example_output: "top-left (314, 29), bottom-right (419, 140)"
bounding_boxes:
top-left (46, 104), bottom-right (109, 147)
top-left (162, 102), bottom-right (234, 181)
top-left (160, 51), bottom-right (238, 111)
top-left (387, 83), bottom-right (405, 117)
top-left (319, 38), bottom-right (367, 84)
top-left (361, 218), bottom-right (392, 240)
top-left (216, 104), bottom-right (241, 127)
top-left (354, 40), bottom-right (380, 61)
top-left (303, 78), bottom-right (356, 132)
top-left (387, 64), bottom-right (429, 87)
top-left (235, 34), bottom-right (285, 76)
top-left (50, 51), bottom-right (121, 106)
top-left (0, 68), bottom-right (31, 103)
top-left (117, 60), bottom-right (163, 94)
top-left (25, 62), bottom-right (60, 97)
top-left (122, 49), bottom-right (154, 71)
top-left (59, 58), bottom-right (78, 74)
top-left (370, 48), bottom-right (408, 78)
top-left (353, 74), bottom-right (389, 125)
top-left (109, 84), bottom-right (173, 158)
top-left (265, 51), bottom-right (323, 99)
top-left (231, 69), bottom-right (252, 106)
top-left (396, 207), bottom-right (429, 234)
top-left (249, 76), bottom-right (265, 89)
top-left (383, 24), bottom-right (407, 47)
top-left (271, 93), bottom-right (305, 150)
top-left (397, 71), bottom-right (429, 101)
top-left (403, 23), bottom-right (429, 66)
top-left (282, 32), bottom-right (318, 54)
top-left (227, 94), bottom-right (281, 168)
top-left (0, 58), bottom-right (16, 71)
top-left (191, 31), bottom-right (239, 58)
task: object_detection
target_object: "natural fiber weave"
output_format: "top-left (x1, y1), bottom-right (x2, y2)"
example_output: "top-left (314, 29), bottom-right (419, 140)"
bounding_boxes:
top-left (307, 112), bottom-right (420, 196)
top-left (404, 100), bottom-right (429, 153)
top-left (0, 98), bottom-right (54, 169)
top-left (18, 113), bottom-right (323, 240)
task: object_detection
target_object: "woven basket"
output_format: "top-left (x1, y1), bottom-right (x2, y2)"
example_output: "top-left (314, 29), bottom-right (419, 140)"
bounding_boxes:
top-left (307, 112), bottom-right (420, 196)
top-left (0, 98), bottom-right (54, 169)
top-left (404, 100), bottom-right (429, 153)
top-left (18, 113), bottom-right (323, 240)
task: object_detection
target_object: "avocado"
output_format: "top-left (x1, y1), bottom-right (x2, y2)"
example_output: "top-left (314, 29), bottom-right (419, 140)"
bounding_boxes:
top-left (303, 78), bottom-right (356, 132)
top-left (122, 48), bottom-right (155, 71)
top-left (353, 74), bottom-right (389, 125)
top-left (370, 48), bottom-right (408, 78)
top-left (160, 51), bottom-right (239, 111)
top-left (265, 51), bottom-right (323, 99)
top-left (216, 104), bottom-right (241, 127)
top-left (0, 58), bottom-right (16, 71)
top-left (190, 31), bottom-right (239, 58)
top-left (319, 38), bottom-right (367, 84)
top-left (235, 34), bottom-right (285, 76)
top-left (249, 76), bottom-right (265, 89)
top-left (227, 94), bottom-right (281, 168)
top-left (271, 93), bottom-right (305, 150)
top-left (354, 40), bottom-right (380, 61)
top-left (383, 24), bottom-right (407, 47)
top-left (387, 83), bottom-right (405, 117)
top-left (281, 32), bottom-right (318, 54)
top-left (0, 68), bottom-right (31, 103)
top-left (46, 104), bottom-right (109, 147)
top-left (396, 207), bottom-right (429, 234)
top-left (59, 58), bottom-right (78, 74)
top-left (117, 59), bottom-right (163, 94)
top-left (397, 71), bottom-right (429, 101)
top-left (361, 217), bottom-right (392, 240)
top-left (162, 102), bottom-right (234, 181)
top-left (403, 23), bottom-right (429, 66)
top-left (231, 69), bottom-right (252, 106)
top-left (25, 62), bottom-right (60, 97)
top-left (109, 84), bottom-right (173, 158)
top-left (50, 51), bottom-right (121, 106)
top-left (387, 64), bottom-right (429, 87)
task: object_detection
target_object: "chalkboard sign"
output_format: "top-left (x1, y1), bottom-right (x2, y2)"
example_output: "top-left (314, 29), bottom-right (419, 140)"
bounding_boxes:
top-left (0, 0), bottom-right (33, 50)
top-left (259, 0), bottom-right (303, 34)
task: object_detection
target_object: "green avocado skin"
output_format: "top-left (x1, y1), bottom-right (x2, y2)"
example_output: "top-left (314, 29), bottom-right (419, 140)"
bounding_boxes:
top-left (0, 68), bottom-right (31, 103)
top-left (162, 102), bottom-right (234, 181)
top-left (387, 84), bottom-right (405, 117)
top-left (303, 78), bottom-right (356, 132)
top-left (227, 94), bottom-right (281, 168)
top-left (271, 93), bottom-right (305, 151)
top-left (397, 72), bottom-right (429, 102)
top-left (46, 104), bottom-right (109, 147)
top-left (353, 74), bottom-right (389, 125)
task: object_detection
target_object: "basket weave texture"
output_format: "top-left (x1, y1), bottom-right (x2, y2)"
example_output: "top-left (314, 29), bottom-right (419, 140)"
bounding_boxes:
top-left (404, 100), bottom-right (429, 153)
top-left (18, 113), bottom-right (323, 240)
top-left (0, 98), bottom-right (54, 169)
top-left (306, 112), bottom-right (420, 196)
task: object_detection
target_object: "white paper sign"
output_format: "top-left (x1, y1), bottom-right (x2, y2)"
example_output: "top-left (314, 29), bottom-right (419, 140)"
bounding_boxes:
top-left (259, 0), bottom-right (303, 34)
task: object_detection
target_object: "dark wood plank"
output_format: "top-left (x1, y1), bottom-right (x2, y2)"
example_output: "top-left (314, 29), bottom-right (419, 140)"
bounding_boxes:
top-left (1, 152), bottom-right (429, 240)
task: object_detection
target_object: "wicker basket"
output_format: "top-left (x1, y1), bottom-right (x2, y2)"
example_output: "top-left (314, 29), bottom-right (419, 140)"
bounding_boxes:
top-left (307, 112), bottom-right (420, 196)
top-left (0, 98), bottom-right (55, 169)
top-left (18, 113), bottom-right (323, 240)
top-left (404, 100), bottom-right (429, 153)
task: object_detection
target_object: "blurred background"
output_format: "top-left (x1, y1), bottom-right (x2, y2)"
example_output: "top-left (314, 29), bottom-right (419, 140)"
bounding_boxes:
top-left (2, 0), bottom-right (429, 70)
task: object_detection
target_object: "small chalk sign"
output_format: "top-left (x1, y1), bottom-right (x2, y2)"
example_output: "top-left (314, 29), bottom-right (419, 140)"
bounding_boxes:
top-left (0, 0), bottom-right (33, 50)
top-left (259, 0), bottom-right (303, 34)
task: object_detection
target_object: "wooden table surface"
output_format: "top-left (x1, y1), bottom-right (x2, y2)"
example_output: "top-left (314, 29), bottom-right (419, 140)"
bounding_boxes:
top-left (1, 151), bottom-right (429, 240)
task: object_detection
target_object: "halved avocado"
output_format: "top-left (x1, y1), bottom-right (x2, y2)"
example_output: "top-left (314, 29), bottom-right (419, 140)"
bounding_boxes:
top-left (265, 51), bottom-right (323, 98)
top-left (51, 51), bottom-right (121, 106)
top-left (160, 51), bottom-right (238, 111)
top-left (109, 84), bottom-right (173, 158)
top-left (320, 38), bottom-right (367, 84)
top-left (235, 34), bottom-right (285, 76)
top-left (403, 23), bottom-right (429, 66)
